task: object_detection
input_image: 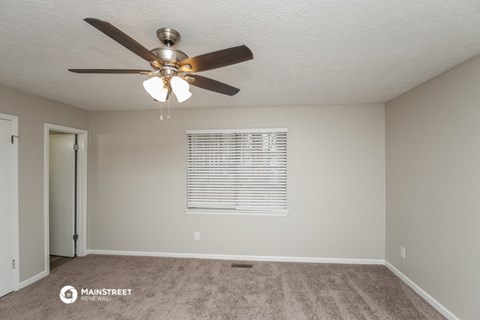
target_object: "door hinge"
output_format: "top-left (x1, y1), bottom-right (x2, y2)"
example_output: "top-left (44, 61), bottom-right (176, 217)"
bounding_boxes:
top-left (11, 135), bottom-right (19, 144)
top-left (73, 144), bottom-right (79, 151)
top-left (12, 259), bottom-right (15, 269)
top-left (73, 234), bottom-right (78, 241)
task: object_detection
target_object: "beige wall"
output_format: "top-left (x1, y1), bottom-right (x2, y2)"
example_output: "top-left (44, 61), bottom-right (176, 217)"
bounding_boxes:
top-left (386, 55), bottom-right (480, 320)
top-left (2, 48), bottom-right (477, 318)
top-left (0, 85), bottom-right (89, 281)
top-left (88, 104), bottom-right (386, 259)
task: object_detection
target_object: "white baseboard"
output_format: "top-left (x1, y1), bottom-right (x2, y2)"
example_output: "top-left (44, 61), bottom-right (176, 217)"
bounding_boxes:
top-left (87, 249), bottom-right (384, 265)
top-left (19, 270), bottom-right (49, 289)
top-left (385, 261), bottom-right (459, 320)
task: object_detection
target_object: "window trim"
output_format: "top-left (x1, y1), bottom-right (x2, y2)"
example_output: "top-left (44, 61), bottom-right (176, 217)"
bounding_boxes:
top-left (185, 209), bottom-right (288, 216)
top-left (186, 128), bottom-right (288, 216)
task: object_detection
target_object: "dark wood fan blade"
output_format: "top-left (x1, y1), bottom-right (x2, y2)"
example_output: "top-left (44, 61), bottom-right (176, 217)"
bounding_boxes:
top-left (69, 69), bottom-right (152, 74)
top-left (84, 18), bottom-right (161, 64)
top-left (179, 45), bottom-right (253, 72)
top-left (187, 75), bottom-right (240, 96)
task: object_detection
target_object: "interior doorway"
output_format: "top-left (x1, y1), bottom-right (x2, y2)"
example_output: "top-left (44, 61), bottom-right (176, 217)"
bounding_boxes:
top-left (49, 132), bottom-right (77, 269)
top-left (44, 124), bottom-right (87, 273)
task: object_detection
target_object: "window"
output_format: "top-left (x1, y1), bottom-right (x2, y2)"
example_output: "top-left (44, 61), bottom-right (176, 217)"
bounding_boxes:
top-left (187, 129), bottom-right (287, 215)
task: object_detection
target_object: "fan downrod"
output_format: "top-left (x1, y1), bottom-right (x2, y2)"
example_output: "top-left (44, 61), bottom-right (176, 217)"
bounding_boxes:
top-left (156, 27), bottom-right (181, 47)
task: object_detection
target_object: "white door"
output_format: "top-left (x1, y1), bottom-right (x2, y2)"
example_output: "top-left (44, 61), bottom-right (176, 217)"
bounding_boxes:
top-left (49, 133), bottom-right (76, 257)
top-left (0, 118), bottom-right (14, 297)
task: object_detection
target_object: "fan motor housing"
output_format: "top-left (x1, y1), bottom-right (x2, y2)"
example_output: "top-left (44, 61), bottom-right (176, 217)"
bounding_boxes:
top-left (150, 47), bottom-right (188, 69)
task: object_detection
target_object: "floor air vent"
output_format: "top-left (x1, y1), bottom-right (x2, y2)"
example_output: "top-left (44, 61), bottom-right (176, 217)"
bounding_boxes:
top-left (231, 263), bottom-right (253, 268)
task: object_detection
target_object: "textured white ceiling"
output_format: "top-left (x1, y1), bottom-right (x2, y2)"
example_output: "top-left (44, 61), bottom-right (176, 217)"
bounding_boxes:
top-left (0, 1), bottom-right (479, 111)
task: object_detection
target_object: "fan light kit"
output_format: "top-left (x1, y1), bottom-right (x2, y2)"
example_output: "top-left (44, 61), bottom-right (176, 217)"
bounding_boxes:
top-left (69, 18), bottom-right (254, 119)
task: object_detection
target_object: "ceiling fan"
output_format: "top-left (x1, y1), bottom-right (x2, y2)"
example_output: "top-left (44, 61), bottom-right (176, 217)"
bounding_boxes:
top-left (69, 18), bottom-right (254, 104)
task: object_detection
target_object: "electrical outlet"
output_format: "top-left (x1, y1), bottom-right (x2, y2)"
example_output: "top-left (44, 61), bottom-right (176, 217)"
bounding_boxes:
top-left (194, 232), bottom-right (200, 241)
top-left (400, 246), bottom-right (406, 259)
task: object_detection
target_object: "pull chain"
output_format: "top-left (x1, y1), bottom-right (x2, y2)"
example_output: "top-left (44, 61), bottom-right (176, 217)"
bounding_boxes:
top-left (159, 101), bottom-right (164, 121)
top-left (167, 97), bottom-right (171, 120)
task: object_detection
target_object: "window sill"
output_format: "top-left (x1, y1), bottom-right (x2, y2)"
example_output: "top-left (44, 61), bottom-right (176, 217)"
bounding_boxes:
top-left (185, 209), bottom-right (288, 217)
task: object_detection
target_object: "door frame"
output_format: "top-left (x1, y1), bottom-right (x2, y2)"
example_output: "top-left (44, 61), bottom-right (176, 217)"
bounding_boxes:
top-left (44, 124), bottom-right (88, 272)
top-left (0, 113), bottom-right (19, 291)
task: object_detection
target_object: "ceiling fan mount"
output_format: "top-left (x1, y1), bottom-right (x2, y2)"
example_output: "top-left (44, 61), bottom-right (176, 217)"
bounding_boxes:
top-left (68, 18), bottom-right (254, 103)
top-left (149, 28), bottom-right (191, 72)
top-left (156, 27), bottom-right (181, 47)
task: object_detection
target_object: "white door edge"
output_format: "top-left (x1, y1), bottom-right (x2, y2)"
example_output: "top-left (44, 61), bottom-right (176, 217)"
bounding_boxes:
top-left (0, 113), bottom-right (19, 291)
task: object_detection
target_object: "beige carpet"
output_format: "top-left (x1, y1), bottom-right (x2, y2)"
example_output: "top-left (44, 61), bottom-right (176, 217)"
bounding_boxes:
top-left (0, 255), bottom-right (445, 320)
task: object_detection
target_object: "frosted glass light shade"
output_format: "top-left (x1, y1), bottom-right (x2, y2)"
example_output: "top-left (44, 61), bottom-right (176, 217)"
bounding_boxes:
top-left (143, 77), bottom-right (168, 102)
top-left (170, 76), bottom-right (192, 103)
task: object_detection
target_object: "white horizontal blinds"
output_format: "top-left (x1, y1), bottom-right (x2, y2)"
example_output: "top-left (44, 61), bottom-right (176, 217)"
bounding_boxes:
top-left (187, 129), bottom-right (287, 212)
top-left (235, 131), bottom-right (287, 211)
top-left (188, 131), bottom-right (237, 210)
